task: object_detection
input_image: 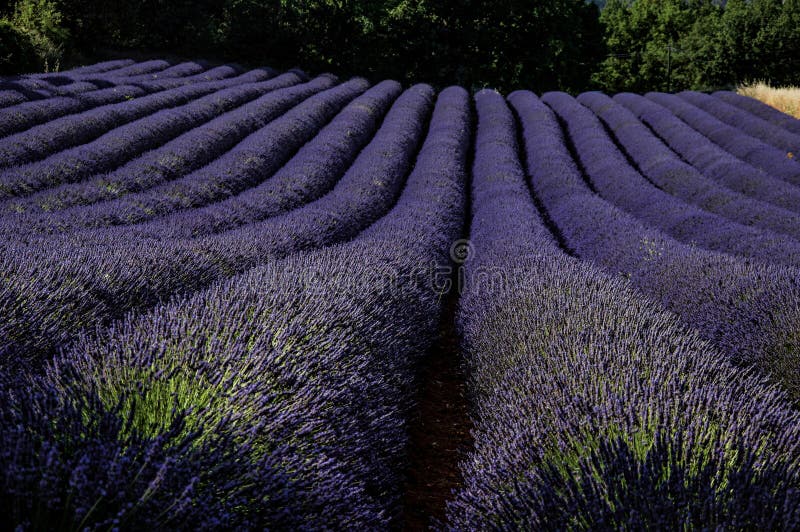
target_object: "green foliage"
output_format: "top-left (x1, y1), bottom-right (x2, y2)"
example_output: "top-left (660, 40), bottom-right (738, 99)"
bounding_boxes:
top-left (8, 0), bottom-right (68, 71)
top-left (593, 0), bottom-right (724, 92)
top-left (594, 0), bottom-right (800, 92)
top-left (3, 0), bottom-right (799, 92)
top-left (0, 18), bottom-right (38, 74)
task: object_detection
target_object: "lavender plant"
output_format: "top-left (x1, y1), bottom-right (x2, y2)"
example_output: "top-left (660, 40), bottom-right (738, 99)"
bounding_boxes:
top-left (679, 90), bottom-right (800, 153)
top-left (714, 90), bottom-right (800, 136)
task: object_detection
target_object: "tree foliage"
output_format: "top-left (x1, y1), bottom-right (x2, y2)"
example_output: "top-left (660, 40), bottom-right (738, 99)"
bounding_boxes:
top-left (595, 0), bottom-right (800, 92)
top-left (1, 0), bottom-right (799, 93)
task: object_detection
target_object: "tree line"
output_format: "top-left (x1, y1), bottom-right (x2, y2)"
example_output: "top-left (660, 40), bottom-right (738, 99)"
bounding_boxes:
top-left (1, 0), bottom-right (799, 93)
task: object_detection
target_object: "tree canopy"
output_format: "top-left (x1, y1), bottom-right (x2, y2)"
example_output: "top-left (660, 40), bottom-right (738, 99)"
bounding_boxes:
top-left (1, 0), bottom-right (799, 92)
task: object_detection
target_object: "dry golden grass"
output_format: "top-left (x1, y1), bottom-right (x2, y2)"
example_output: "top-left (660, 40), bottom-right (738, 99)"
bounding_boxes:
top-left (738, 82), bottom-right (800, 119)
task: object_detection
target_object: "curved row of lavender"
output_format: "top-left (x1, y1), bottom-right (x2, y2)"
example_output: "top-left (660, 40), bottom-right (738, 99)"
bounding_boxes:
top-left (0, 71), bottom-right (303, 195)
top-left (2, 58), bottom-right (800, 527)
top-left (615, 92), bottom-right (800, 215)
top-left (0, 66), bottom-right (276, 165)
top-left (579, 91), bottom-right (800, 241)
top-left (0, 85), bottom-right (469, 530)
top-left (678, 90), bottom-right (800, 153)
top-left (516, 90), bottom-right (800, 403)
top-left (543, 91), bottom-right (800, 269)
top-left (446, 88), bottom-right (800, 529)
top-left (0, 76), bottom-right (366, 234)
top-left (714, 90), bottom-right (800, 136)
top-left (0, 61), bottom-right (269, 139)
top-left (0, 81), bottom-right (431, 370)
top-left (0, 73), bottom-right (343, 224)
top-left (647, 91), bottom-right (800, 185)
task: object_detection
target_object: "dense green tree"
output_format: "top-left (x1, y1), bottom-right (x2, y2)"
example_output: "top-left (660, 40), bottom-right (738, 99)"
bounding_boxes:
top-left (594, 0), bottom-right (800, 92)
top-left (593, 0), bottom-right (723, 92)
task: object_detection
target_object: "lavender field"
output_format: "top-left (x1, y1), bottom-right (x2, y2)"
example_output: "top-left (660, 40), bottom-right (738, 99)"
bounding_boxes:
top-left (2, 59), bottom-right (800, 529)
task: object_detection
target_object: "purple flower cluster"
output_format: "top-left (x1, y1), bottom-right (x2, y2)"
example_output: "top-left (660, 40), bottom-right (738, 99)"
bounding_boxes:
top-left (1, 75), bottom-right (359, 234)
top-left (579, 91), bottom-right (800, 241)
top-left (3, 58), bottom-right (800, 526)
top-left (647, 91), bottom-right (800, 185)
top-left (445, 88), bottom-right (800, 529)
top-left (0, 83), bottom-right (432, 368)
top-left (36, 58), bottom-right (136, 76)
top-left (714, 90), bottom-right (800, 136)
top-left (136, 79), bottom-right (402, 239)
top-left (0, 90), bottom-right (26, 108)
top-left (679, 90), bottom-right (800, 153)
top-left (615, 92), bottom-right (800, 215)
top-left (447, 87), bottom-right (800, 530)
top-left (544, 91), bottom-right (800, 268)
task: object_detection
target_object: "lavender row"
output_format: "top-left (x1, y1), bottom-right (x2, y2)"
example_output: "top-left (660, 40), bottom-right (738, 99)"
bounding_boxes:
top-left (714, 90), bottom-right (800, 136)
top-left (4, 75), bottom-right (359, 234)
top-left (22, 62), bottom-right (218, 100)
top-left (0, 65), bottom-right (264, 143)
top-left (0, 62), bottom-right (183, 136)
top-left (0, 86), bottom-right (469, 528)
top-left (103, 60), bottom-right (207, 83)
top-left (59, 58), bottom-right (137, 75)
top-left (119, 65), bottom-right (267, 94)
top-left (446, 89), bottom-right (800, 528)
top-left (0, 90), bottom-right (26, 108)
top-left (0, 72), bottom-right (306, 200)
top-left (544, 91), bottom-right (800, 269)
top-left (615, 92), bottom-right (800, 215)
top-left (579, 92), bottom-right (800, 241)
top-left (647, 92), bottom-right (800, 185)
top-left (73, 59), bottom-right (173, 80)
top-left (0, 78), bottom-right (56, 99)
top-left (452, 258), bottom-right (800, 528)
top-left (0, 68), bottom-right (276, 168)
top-left (0, 83), bottom-right (432, 369)
top-left (124, 79), bottom-right (402, 239)
top-left (3, 75), bottom-right (367, 217)
top-left (679, 90), bottom-right (800, 153)
top-left (510, 90), bottom-right (800, 403)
